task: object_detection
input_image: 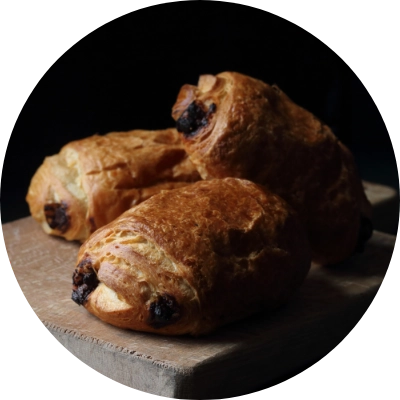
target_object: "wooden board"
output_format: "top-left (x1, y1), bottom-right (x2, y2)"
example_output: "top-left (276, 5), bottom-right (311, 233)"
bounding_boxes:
top-left (3, 181), bottom-right (398, 399)
top-left (363, 181), bottom-right (398, 233)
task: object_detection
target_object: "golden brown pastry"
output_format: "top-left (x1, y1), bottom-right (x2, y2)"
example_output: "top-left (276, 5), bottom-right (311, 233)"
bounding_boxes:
top-left (72, 178), bottom-right (311, 336)
top-left (26, 128), bottom-right (200, 241)
top-left (172, 72), bottom-right (373, 265)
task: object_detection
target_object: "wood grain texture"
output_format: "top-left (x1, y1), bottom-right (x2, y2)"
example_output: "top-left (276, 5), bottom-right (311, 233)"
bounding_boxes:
top-left (3, 181), bottom-right (398, 399)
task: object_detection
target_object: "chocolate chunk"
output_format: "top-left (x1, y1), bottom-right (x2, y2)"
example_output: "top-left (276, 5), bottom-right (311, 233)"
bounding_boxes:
top-left (71, 258), bottom-right (99, 305)
top-left (355, 216), bottom-right (373, 253)
top-left (44, 202), bottom-right (70, 233)
top-left (208, 103), bottom-right (217, 113)
top-left (147, 293), bottom-right (180, 328)
top-left (176, 101), bottom-right (216, 137)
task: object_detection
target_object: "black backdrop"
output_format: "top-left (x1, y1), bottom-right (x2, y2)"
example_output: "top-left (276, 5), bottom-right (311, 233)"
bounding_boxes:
top-left (0, 3), bottom-right (399, 396)
top-left (0, 3), bottom-right (400, 223)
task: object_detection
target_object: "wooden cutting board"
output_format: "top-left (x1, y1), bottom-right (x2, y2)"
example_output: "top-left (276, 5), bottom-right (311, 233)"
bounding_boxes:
top-left (3, 182), bottom-right (398, 399)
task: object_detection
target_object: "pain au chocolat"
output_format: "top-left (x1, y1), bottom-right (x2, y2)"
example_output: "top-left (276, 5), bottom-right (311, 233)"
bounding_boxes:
top-left (172, 72), bottom-right (373, 265)
top-left (26, 128), bottom-right (200, 241)
top-left (72, 178), bottom-right (311, 336)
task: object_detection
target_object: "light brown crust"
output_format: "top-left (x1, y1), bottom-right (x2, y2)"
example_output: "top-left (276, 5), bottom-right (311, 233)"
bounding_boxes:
top-left (26, 128), bottom-right (200, 241)
top-left (172, 72), bottom-right (372, 265)
top-left (72, 178), bottom-right (311, 336)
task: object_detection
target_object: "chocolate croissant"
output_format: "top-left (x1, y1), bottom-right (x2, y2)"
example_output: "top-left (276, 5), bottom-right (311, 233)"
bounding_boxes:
top-left (72, 178), bottom-right (311, 336)
top-left (172, 72), bottom-right (372, 265)
top-left (26, 128), bottom-right (200, 241)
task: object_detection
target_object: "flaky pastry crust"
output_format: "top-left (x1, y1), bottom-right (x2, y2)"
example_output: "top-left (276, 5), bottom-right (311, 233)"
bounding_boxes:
top-left (26, 128), bottom-right (200, 241)
top-left (172, 72), bottom-right (372, 265)
top-left (72, 178), bottom-right (311, 336)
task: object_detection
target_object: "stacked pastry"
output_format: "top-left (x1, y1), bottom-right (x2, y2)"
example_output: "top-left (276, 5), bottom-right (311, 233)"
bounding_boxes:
top-left (172, 72), bottom-right (372, 266)
top-left (27, 72), bottom-right (372, 336)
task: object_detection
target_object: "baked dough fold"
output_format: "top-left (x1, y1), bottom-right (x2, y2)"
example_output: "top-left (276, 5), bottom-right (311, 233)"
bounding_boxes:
top-left (172, 72), bottom-right (372, 265)
top-left (72, 178), bottom-right (311, 336)
top-left (26, 128), bottom-right (200, 241)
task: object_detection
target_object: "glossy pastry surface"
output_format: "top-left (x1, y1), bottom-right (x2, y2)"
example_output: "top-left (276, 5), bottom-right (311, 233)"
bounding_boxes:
top-left (26, 128), bottom-right (200, 241)
top-left (72, 178), bottom-right (311, 336)
top-left (172, 72), bottom-right (372, 265)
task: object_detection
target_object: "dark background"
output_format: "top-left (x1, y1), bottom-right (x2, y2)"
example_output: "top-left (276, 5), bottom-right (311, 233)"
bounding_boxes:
top-left (0, 3), bottom-right (400, 398)
top-left (0, 3), bottom-right (400, 227)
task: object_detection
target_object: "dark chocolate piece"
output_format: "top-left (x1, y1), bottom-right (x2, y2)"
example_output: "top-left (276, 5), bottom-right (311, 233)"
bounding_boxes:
top-left (71, 258), bottom-right (99, 305)
top-left (44, 202), bottom-right (70, 233)
top-left (176, 101), bottom-right (216, 137)
top-left (147, 293), bottom-right (181, 328)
